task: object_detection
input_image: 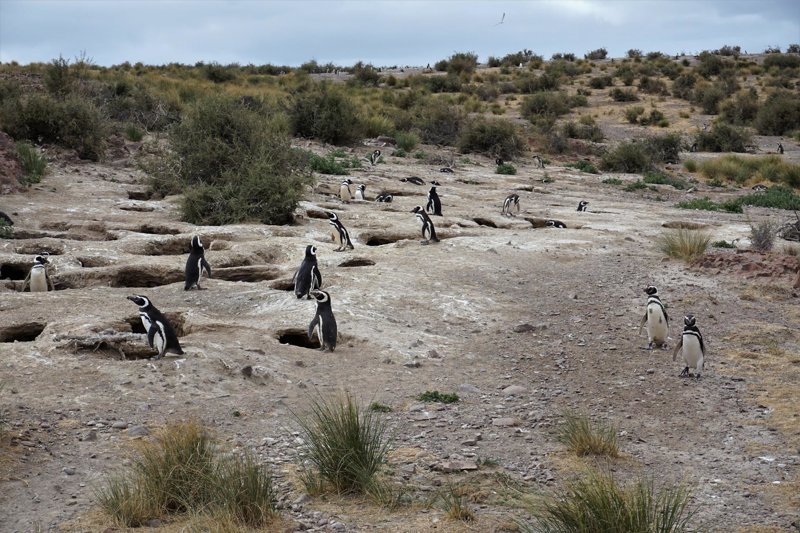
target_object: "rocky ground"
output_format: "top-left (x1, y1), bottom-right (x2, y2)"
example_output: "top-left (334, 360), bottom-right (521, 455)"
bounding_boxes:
top-left (1, 140), bottom-right (799, 532)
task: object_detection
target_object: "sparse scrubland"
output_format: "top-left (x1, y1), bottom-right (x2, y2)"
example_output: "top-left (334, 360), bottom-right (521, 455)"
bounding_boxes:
top-left (1, 46), bottom-right (800, 531)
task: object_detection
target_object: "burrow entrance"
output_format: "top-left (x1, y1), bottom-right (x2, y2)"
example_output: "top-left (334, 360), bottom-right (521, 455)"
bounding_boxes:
top-left (269, 279), bottom-right (295, 291)
top-left (0, 322), bottom-right (47, 342)
top-left (134, 224), bottom-right (182, 235)
top-left (112, 267), bottom-right (184, 288)
top-left (473, 218), bottom-right (497, 228)
top-left (338, 258), bottom-right (375, 267)
top-left (213, 266), bottom-right (280, 283)
top-left (363, 234), bottom-right (408, 246)
top-left (277, 329), bottom-right (321, 350)
top-left (0, 262), bottom-right (29, 281)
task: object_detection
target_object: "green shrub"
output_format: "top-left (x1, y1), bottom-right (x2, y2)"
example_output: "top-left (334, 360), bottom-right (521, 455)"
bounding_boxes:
top-left (693, 83), bottom-right (725, 114)
top-left (393, 148), bottom-right (407, 157)
top-left (601, 143), bottom-right (651, 172)
top-left (521, 92), bottom-right (575, 121)
top-left (558, 413), bottom-right (618, 457)
top-left (0, 220), bottom-right (11, 239)
top-left (755, 90), bottom-right (800, 135)
top-left (643, 171), bottom-right (688, 189)
top-left (737, 186), bottom-right (800, 211)
top-left (16, 142), bottom-right (47, 185)
top-left (643, 134), bottom-right (682, 164)
top-left (588, 75), bottom-right (613, 89)
top-left (624, 180), bottom-right (651, 192)
top-left (458, 117), bottom-right (525, 160)
top-left (422, 74), bottom-right (463, 93)
top-left (123, 123), bottom-right (144, 142)
top-left (362, 114), bottom-right (395, 137)
top-left (602, 177), bottom-right (622, 185)
top-left (496, 163), bottom-right (517, 175)
top-left (44, 55), bottom-right (75, 96)
top-left (696, 123), bottom-right (752, 152)
top-left (719, 89), bottom-right (759, 125)
top-left (203, 62), bottom-right (237, 83)
top-left (96, 421), bottom-right (276, 528)
top-left (585, 48), bottom-right (608, 60)
top-left (638, 76), bottom-right (668, 95)
top-left (412, 98), bottom-right (464, 145)
top-left (625, 106), bottom-right (645, 124)
top-left (566, 160), bottom-right (599, 174)
top-left (515, 72), bottom-right (561, 93)
top-left (562, 121), bottom-right (604, 142)
top-left (658, 229), bottom-right (711, 260)
top-left (683, 160), bottom-right (698, 172)
top-left (524, 469), bottom-right (696, 533)
top-left (417, 391), bottom-right (459, 403)
top-left (368, 402), bottom-right (392, 413)
top-left (433, 484), bottom-right (475, 522)
top-left (291, 85), bottom-right (362, 145)
top-left (712, 240), bottom-right (737, 249)
top-left (675, 197), bottom-right (742, 213)
top-left (395, 131), bottom-right (419, 152)
top-left (308, 153), bottom-right (348, 175)
top-left (763, 54), bottom-right (800, 70)
top-left (445, 52), bottom-right (478, 75)
top-left (294, 392), bottom-right (390, 495)
top-left (671, 73), bottom-right (696, 100)
top-left (609, 88), bottom-right (639, 102)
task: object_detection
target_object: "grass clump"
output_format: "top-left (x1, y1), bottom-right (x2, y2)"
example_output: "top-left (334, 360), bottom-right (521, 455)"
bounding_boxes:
top-left (395, 131), bottom-right (419, 152)
top-left (601, 134), bottom-right (681, 173)
top-left (417, 390), bottom-right (459, 403)
top-left (16, 141), bottom-right (47, 185)
top-left (368, 402), bottom-right (392, 413)
top-left (602, 177), bottom-right (622, 185)
top-left (683, 159), bottom-right (698, 172)
top-left (431, 484), bottom-right (475, 522)
top-left (123, 123), bottom-right (144, 142)
top-left (308, 153), bottom-right (348, 175)
top-left (658, 229), bottom-right (711, 260)
top-left (750, 220), bottom-right (776, 252)
top-left (695, 122), bottom-right (752, 153)
top-left (642, 171), bottom-right (688, 190)
top-left (623, 180), bottom-right (651, 192)
top-left (96, 421), bottom-right (276, 528)
top-left (558, 413), bottom-right (618, 457)
top-left (566, 160), bottom-right (599, 174)
top-left (295, 392), bottom-right (390, 495)
top-left (712, 240), bottom-right (737, 249)
top-left (458, 117), bottom-right (525, 160)
top-left (496, 162), bottom-right (517, 175)
top-left (696, 155), bottom-right (800, 187)
top-left (609, 88), bottom-right (639, 102)
top-left (525, 469), bottom-right (696, 533)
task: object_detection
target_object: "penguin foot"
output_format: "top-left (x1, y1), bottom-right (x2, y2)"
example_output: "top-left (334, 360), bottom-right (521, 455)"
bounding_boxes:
top-left (695, 373), bottom-right (701, 380)
top-left (679, 367), bottom-right (689, 377)
top-left (420, 240), bottom-right (429, 245)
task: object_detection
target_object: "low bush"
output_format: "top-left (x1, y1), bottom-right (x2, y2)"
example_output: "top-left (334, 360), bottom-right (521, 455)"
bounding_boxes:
top-left (609, 88), bottom-right (639, 102)
top-left (712, 240), bottom-right (737, 249)
top-left (558, 413), bottom-right (618, 457)
top-left (672, 73), bottom-right (696, 100)
top-left (719, 89), bottom-right (759, 126)
top-left (763, 54), bottom-right (800, 70)
top-left (602, 177), bottom-right (622, 185)
top-left (395, 131), bottom-right (419, 152)
top-left (588, 75), bottom-right (613, 89)
top-left (203, 62), bottom-right (237, 83)
top-left (696, 155), bottom-right (800, 187)
top-left (308, 153), bottom-right (348, 175)
top-left (433, 485), bottom-right (475, 522)
top-left (643, 171), bottom-right (688, 189)
top-left (750, 220), bottom-right (776, 252)
top-left (417, 391), bottom-right (459, 403)
top-left (412, 98), bottom-right (464, 145)
top-left (521, 91), bottom-right (574, 121)
top-left (602, 143), bottom-right (651, 172)
top-left (123, 123), bottom-right (144, 142)
top-left (585, 48), bottom-right (608, 60)
top-left (445, 51), bottom-right (478, 75)
top-left (562, 121), bottom-right (604, 142)
top-left (295, 392), bottom-right (390, 495)
top-left (291, 85), bottom-right (363, 145)
top-left (566, 160), bottom-right (599, 174)
top-left (692, 83), bottom-right (726, 114)
top-left (683, 160), bottom-right (698, 172)
top-left (658, 228), bottom-right (711, 260)
top-left (695, 123), bottom-right (752, 152)
top-left (625, 106), bottom-right (645, 124)
top-left (458, 117), bottom-right (525, 160)
top-left (16, 142), bottom-right (47, 185)
top-left (755, 90), bottom-right (800, 135)
top-left (624, 180), bottom-right (652, 192)
top-left (638, 76), bottom-right (668, 95)
top-left (496, 163), bottom-right (517, 175)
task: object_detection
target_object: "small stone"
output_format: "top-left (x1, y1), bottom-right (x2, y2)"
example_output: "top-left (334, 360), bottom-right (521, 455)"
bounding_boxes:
top-left (492, 417), bottom-right (520, 427)
top-left (82, 430), bottom-right (97, 442)
top-left (427, 349), bottom-right (441, 358)
top-left (62, 467), bottom-right (76, 476)
top-left (403, 360), bottom-right (421, 368)
top-left (111, 421), bottom-right (128, 430)
top-left (437, 460), bottom-right (479, 472)
top-left (127, 425), bottom-right (149, 437)
top-left (293, 493), bottom-right (310, 505)
top-left (502, 385), bottom-right (527, 395)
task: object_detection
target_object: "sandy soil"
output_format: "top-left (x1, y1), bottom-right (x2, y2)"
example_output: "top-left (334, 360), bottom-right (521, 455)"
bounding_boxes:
top-left (0, 142), bottom-right (798, 532)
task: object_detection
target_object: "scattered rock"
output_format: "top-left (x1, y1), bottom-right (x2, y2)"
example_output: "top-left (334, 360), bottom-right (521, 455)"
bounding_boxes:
top-left (513, 323), bottom-right (548, 333)
top-left (127, 425), bottom-right (150, 437)
top-left (502, 384), bottom-right (527, 395)
top-left (458, 383), bottom-right (481, 394)
top-left (111, 421), bottom-right (128, 430)
top-left (492, 417), bottom-right (520, 427)
top-left (435, 460), bottom-right (479, 472)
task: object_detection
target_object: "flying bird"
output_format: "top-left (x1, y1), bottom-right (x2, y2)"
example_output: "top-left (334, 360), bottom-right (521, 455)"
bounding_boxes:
top-left (494, 12), bottom-right (505, 26)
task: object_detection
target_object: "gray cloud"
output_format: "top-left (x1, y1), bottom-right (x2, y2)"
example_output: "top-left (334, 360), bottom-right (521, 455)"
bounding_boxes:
top-left (0, 0), bottom-right (797, 66)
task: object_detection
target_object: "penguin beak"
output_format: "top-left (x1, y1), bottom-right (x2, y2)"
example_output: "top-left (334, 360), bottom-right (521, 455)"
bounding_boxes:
top-left (126, 295), bottom-right (138, 303)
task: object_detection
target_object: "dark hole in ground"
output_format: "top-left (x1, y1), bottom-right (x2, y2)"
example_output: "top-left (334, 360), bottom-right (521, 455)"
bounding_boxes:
top-left (135, 224), bottom-right (181, 235)
top-left (662, 221), bottom-right (708, 230)
top-left (277, 329), bottom-right (321, 350)
top-left (270, 278), bottom-right (295, 291)
top-left (77, 256), bottom-right (115, 268)
top-left (111, 267), bottom-right (184, 288)
top-left (364, 234), bottom-right (406, 246)
top-left (214, 266), bottom-right (280, 282)
top-left (127, 190), bottom-right (153, 201)
top-left (473, 218), bottom-right (497, 228)
top-left (138, 237), bottom-right (193, 256)
top-left (1, 262), bottom-right (29, 280)
top-left (0, 322), bottom-right (46, 342)
top-left (338, 258), bottom-right (376, 267)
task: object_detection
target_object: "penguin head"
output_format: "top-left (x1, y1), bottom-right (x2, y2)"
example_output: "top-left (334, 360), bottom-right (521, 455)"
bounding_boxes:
top-left (373, 150), bottom-right (381, 157)
top-left (305, 245), bottom-right (317, 258)
top-left (191, 235), bottom-right (204, 250)
top-left (684, 314), bottom-right (696, 327)
top-left (126, 295), bottom-right (151, 309)
top-left (496, 158), bottom-right (504, 166)
top-left (310, 290), bottom-right (330, 304)
top-left (34, 255), bottom-right (49, 265)
top-left (358, 184), bottom-right (366, 192)
top-left (327, 212), bottom-right (338, 222)
top-left (431, 180), bottom-right (441, 186)
top-left (411, 205), bottom-right (423, 214)
top-left (644, 285), bottom-right (658, 296)
top-left (400, 178), bottom-right (408, 183)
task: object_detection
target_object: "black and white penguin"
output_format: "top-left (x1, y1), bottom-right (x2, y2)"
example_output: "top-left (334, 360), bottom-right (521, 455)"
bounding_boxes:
top-left (411, 205), bottom-right (439, 244)
top-left (375, 193), bottom-right (394, 203)
top-left (532, 155), bottom-right (545, 168)
top-left (577, 201), bottom-right (588, 212)
top-left (495, 158), bottom-right (504, 166)
top-left (439, 167), bottom-right (454, 173)
top-left (673, 314), bottom-right (705, 379)
top-left (502, 194), bottom-right (520, 216)
top-left (21, 254), bottom-right (54, 292)
top-left (126, 295), bottom-right (184, 359)
top-left (638, 285), bottom-right (669, 349)
top-left (752, 184), bottom-right (769, 192)
top-left (778, 142), bottom-right (784, 155)
top-left (327, 212), bottom-right (354, 251)
top-left (293, 245), bottom-right (322, 299)
top-left (430, 180), bottom-right (441, 186)
top-left (400, 177), bottom-right (425, 185)
top-left (339, 179), bottom-right (353, 202)
top-left (184, 235), bottom-right (212, 290)
top-left (308, 289), bottom-right (337, 351)
top-left (354, 184), bottom-right (366, 201)
top-left (0, 210), bottom-right (13, 226)
top-left (545, 220), bottom-right (566, 228)
top-left (426, 186), bottom-right (442, 216)
top-left (368, 149), bottom-right (381, 166)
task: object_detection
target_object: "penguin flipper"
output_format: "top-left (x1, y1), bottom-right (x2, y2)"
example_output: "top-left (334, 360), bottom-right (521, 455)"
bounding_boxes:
top-left (312, 265), bottom-right (322, 289)
top-left (201, 258), bottom-right (212, 278)
top-left (672, 338), bottom-right (683, 361)
top-left (308, 315), bottom-right (320, 341)
top-left (146, 324), bottom-right (158, 349)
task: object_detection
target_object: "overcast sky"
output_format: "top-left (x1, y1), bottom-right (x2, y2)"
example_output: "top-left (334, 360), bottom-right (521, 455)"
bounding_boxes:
top-left (0, 0), bottom-right (798, 67)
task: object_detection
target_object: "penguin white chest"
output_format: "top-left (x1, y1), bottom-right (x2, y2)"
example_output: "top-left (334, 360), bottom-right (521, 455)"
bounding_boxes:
top-left (682, 335), bottom-right (703, 370)
top-left (29, 267), bottom-right (48, 292)
top-left (339, 185), bottom-right (351, 201)
top-left (646, 303), bottom-right (668, 343)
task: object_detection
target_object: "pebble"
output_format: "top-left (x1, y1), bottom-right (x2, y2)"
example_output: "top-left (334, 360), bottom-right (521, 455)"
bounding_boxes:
top-left (127, 425), bottom-right (149, 437)
top-left (62, 467), bottom-right (76, 476)
top-left (502, 384), bottom-right (527, 395)
top-left (111, 421), bottom-right (128, 430)
top-left (458, 383), bottom-right (481, 393)
top-left (492, 417), bottom-right (520, 427)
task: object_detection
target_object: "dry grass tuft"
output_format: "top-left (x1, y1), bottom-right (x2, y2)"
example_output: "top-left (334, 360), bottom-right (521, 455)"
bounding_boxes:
top-left (558, 412), bottom-right (619, 457)
top-left (658, 228), bottom-right (711, 260)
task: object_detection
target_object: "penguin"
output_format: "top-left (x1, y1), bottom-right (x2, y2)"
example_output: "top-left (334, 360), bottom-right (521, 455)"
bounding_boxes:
top-left (532, 155), bottom-right (545, 169)
top-left (308, 289), bottom-right (337, 352)
top-left (375, 193), bottom-right (394, 203)
top-left (368, 149), bottom-right (381, 166)
top-left (495, 158), bottom-right (504, 166)
top-left (778, 142), bottom-right (784, 155)
top-left (293, 245), bottom-right (322, 299)
top-left (126, 295), bottom-right (184, 359)
top-left (673, 314), bottom-right (705, 379)
top-left (638, 285), bottom-right (669, 349)
top-left (577, 201), bottom-right (588, 212)
top-left (545, 220), bottom-right (566, 228)
top-left (327, 212), bottom-right (354, 251)
top-left (430, 180), bottom-right (442, 186)
top-left (400, 177), bottom-right (425, 185)
top-left (339, 179), bottom-right (353, 202)
top-left (411, 205), bottom-right (439, 244)
top-left (21, 254), bottom-right (55, 292)
top-left (354, 184), bottom-right (366, 201)
top-left (0, 210), bottom-right (13, 226)
top-left (752, 184), bottom-right (769, 192)
top-left (426, 186), bottom-right (442, 216)
top-left (502, 194), bottom-right (520, 216)
top-left (439, 167), bottom-right (454, 173)
top-left (184, 235), bottom-right (212, 290)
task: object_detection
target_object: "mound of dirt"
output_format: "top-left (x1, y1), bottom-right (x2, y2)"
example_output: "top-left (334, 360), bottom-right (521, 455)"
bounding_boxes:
top-left (693, 250), bottom-right (800, 279)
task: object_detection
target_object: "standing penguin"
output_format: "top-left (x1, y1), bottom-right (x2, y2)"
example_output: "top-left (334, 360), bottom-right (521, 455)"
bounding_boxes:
top-left (778, 142), bottom-right (784, 155)
top-left (426, 186), bottom-right (442, 216)
top-left (126, 295), bottom-right (184, 359)
top-left (411, 205), bottom-right (439, 244)
top-left (502, 194), bottom-right (520, 216)
top-left (354, 184), bottom-right (366, 201)
top-left (20, 255), bottom-right (54, 292)
top-left (577, 201), bottom-right (588, 212)
top-left (293, 245), bottom-right (322, 299)
top-left (368, 149), bottom-right (381, 166)
top-left (327, 212), bottom-right (354, 251)
top-left (184, 235), bottom-right (212, 290)
top-left (639, 285), bottom-right (670, 349)
top-left (673, 314), bottom-right (705, 379)
top-left (308, 289), bottom-right (337, 351)
top-left (339, 179), bottom-right (353, 202)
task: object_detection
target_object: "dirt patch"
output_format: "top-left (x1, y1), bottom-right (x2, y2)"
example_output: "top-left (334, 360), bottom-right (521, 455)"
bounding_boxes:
top-left (663, 221), bottom-right (709, 230)
top-left (693, 251), bottom-right (800, 279)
